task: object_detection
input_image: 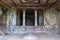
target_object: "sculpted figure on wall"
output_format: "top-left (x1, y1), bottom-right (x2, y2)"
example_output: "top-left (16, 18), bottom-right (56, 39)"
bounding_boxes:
top-left (44, 8), bottom-right (57, 25)
top-left (44, 8), bottom-right (59, 32)
top-left (6, 9), bottom-right (16, 33)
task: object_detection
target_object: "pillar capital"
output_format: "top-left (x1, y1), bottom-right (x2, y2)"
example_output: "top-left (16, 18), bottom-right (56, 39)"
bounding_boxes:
top-left (23, 9), bottom-right (26, 11)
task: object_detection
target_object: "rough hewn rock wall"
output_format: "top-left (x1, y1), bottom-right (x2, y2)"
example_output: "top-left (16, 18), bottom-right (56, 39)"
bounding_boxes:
top-left (57, 11), bottom-right (60, 27)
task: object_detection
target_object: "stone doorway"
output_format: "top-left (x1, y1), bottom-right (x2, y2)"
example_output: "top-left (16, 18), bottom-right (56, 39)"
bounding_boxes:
top-left (25, 9), bottom-right (35, 26)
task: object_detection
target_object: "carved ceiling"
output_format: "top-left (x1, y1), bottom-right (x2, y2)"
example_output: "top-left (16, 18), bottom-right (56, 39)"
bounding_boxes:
top-left (0, 0), bottom-right (60, 10)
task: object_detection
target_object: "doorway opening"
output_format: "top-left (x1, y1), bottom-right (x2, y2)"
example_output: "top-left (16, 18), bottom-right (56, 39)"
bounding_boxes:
top-left (25, 9), bottom-right (35, 26)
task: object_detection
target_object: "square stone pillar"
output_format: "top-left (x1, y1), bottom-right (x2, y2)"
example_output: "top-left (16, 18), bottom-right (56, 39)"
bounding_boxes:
top-left (23, 10), bottom-right (25, 26)
top-left (35, 10), bottom-right (37, 26)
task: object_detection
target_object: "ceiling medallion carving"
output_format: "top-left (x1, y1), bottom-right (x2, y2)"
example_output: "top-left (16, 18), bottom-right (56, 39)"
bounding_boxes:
top-left (21, 0), bottom-right (38, 3)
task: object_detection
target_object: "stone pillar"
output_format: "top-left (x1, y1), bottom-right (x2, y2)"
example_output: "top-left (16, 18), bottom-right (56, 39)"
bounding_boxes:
top-left (16, 12), bottom-right (20, 25)
top-left (6, 9), bottom-right (11, 33)
top-left (23, 10), bottom-right (25, 26)
top-left (0, 8), bottom-right (3, 26)
top-left (3, 15), bottom-right (6, 26)
top-left (35, 10), bottom-right (37, 26)
top-left (0, 8), bottom-right (2, 16)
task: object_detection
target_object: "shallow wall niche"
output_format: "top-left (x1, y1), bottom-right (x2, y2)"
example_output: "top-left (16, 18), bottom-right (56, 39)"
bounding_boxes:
top-left (44, 8), bottom-right (58, 25)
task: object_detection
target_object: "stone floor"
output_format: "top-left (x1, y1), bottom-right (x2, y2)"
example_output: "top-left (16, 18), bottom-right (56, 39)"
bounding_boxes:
top-left (0, 26), bottom-right (60, 40)
top-left (0, 33), bottom-right (60, 40)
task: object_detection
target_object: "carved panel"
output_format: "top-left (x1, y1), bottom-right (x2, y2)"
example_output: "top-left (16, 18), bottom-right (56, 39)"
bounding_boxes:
top-left (40, 0), bottom-right (47, 4)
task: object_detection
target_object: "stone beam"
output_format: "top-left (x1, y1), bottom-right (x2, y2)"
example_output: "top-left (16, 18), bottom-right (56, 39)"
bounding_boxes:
top-left (0, 0), bottom-right (11, 8)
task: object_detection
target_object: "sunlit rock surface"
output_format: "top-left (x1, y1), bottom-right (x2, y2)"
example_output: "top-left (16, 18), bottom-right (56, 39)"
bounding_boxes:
top-left (23, 34), bottom-right (39, 40)
top-left (0, 33), bottom-right (60, 40)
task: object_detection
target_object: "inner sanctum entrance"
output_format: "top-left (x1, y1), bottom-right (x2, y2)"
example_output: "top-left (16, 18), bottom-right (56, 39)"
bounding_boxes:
top-left (25, 9), bottom-right (35, 26)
